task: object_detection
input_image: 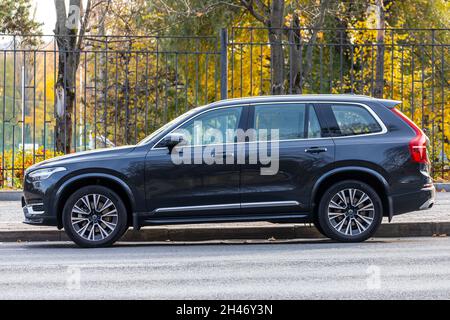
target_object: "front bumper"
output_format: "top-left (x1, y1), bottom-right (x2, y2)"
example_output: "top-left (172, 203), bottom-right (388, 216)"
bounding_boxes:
top-left (391, 184), bottom-right (436, 216)
top-left (22, 196), bottom-right (58, 226)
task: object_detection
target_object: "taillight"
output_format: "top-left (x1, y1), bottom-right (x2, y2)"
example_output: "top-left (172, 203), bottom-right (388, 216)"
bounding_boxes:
top-left (391, 108), bottom-right (429, 164)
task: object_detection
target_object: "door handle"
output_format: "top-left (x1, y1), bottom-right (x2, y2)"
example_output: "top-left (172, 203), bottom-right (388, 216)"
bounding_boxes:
top-left (213, 151), bottom-right (235, 158)
top-left (305, 147), bottom-right (328, 154)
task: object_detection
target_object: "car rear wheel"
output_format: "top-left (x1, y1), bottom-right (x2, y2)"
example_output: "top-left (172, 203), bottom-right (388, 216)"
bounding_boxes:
top-left (317, 180), bottom-right (383, 242)
top-left (62, 186), bottom-right (128, 248)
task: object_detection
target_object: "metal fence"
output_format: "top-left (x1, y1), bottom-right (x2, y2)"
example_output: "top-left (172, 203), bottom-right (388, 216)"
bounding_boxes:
top-left (228, 27), bottom-right (450, 180)
top-left (0, 27), bottom-right (449, 187)
top-left (0, 34), bottom-right (221, 186)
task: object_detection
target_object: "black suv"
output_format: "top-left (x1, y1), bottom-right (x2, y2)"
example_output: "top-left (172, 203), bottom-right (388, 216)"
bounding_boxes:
top-left (22, 95), bottom-right (435, 247)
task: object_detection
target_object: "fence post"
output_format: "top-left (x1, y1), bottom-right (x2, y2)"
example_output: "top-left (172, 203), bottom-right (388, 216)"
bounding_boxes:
top-left (220, 28), bottom-right (228, 100)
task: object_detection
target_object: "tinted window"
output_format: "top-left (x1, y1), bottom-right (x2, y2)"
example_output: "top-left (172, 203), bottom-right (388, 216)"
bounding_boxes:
top-left (330, 104), bottom-right (382, 136)
top-left (138, 107), bottom-right (201, 145)
top-left (308, 107), bottom-right (322, 138)
top-left (171, 107), bottom-right (242, 146)
top-left (254, 104), bottom-right (322, 140)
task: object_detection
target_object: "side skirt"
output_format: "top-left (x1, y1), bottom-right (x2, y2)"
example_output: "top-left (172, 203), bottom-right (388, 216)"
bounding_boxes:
top-left (133, 212), bottom-right (311, 229)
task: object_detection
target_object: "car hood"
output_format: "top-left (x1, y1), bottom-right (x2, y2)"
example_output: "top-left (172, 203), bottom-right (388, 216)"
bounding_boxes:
top-left (27, 145), bottom-right (136, 172)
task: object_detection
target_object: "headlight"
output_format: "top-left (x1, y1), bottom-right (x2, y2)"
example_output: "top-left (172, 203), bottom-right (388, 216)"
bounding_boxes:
top-left (28, 167), bottom-right (66, 181)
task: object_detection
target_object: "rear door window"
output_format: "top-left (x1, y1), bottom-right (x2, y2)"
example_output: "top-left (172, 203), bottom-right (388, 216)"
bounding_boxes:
top-left (329, 104), bottom-right (382, 136)
top-left (253, 103), bottom-right (323, 141)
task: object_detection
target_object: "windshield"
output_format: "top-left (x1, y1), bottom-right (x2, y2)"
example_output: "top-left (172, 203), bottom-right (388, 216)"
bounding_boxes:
top-left (137, 107), bottom-right (202, 145)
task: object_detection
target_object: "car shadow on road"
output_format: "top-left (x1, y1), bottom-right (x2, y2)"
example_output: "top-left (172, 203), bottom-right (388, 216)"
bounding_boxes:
top-left (20, 237), bottom-right (393, 249)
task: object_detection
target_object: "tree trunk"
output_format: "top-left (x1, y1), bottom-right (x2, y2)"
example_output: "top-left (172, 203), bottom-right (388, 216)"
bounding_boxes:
top-left (374, 0), bottom-right (385, 98)
top-left (55, 32), bottom-right (78, 154)
top-left (268, 0), bottom-right (285, 95)
top-left (98, 12), bottom-right (108, 148)
top-left (289, 14), bottom-right (302, 94)
top-left (240, 0), bottom-right (286, 94)
top-left (288, 1), bottom-right (329, 94)
top-left (54, 0), bottom-right (92, 153)
top-left (302, 0), bottom-right (329, 89)
top-left (55, 83), bottom-right (75, 154)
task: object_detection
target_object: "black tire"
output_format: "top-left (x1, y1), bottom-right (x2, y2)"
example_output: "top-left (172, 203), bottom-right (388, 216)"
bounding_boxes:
top-left (316, 180), bottom-right (383, 242)
top-left (312, 211), bottom-right (325, 235)
top-left (62, 185), bottom-right (128, 248)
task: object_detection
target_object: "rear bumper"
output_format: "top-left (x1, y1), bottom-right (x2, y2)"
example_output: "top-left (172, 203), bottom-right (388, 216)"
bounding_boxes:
top-left (391, 185), bottom-right (435, 216)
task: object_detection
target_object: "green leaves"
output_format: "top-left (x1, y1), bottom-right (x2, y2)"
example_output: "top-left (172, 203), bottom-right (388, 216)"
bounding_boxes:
top-left (0, 0), bottom-right (42, 35)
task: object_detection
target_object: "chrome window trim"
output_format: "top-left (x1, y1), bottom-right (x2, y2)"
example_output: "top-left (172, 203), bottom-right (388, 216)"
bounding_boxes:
top-left (251, 101), bottom-right (388, 140)
top-left (325, 102), bottom-right (388, 138)
top-left (153, 201), bottom-right (300, 213)
top-left (150, 101), bottom-right (388, 150)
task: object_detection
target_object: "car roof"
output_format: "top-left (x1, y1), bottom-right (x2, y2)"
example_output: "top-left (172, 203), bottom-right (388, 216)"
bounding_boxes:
top-left (208, 94), bottom-right (401, 109)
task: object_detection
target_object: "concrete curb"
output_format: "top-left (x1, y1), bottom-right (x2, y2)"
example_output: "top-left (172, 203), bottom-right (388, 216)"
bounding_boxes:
top-left (2, 222), bottom-right (449, 243)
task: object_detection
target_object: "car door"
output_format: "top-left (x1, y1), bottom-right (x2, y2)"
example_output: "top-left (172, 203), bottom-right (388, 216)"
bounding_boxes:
top-left (145, 106), bottom-right (247, 217)
top-left (240, 102), bottom-right (335, 215)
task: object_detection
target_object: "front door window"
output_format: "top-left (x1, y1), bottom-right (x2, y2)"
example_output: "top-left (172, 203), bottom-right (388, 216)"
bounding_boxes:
top-left (171, 107), bottom-right (243, 146)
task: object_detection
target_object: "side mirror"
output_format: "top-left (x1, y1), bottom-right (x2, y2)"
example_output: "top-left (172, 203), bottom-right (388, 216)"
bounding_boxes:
top-left (159, 133), bottom-right (186, 153)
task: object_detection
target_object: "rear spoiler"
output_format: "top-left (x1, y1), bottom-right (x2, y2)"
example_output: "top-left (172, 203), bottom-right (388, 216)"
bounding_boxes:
top-left (377, 99), bottom-right (402, 109)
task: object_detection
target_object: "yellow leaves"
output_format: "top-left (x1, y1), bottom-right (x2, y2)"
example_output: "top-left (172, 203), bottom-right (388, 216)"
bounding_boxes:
top-left (299, 15), bottom-right (307, 26)
top-left (0, 147), bottom-right (64, 187)
top-left (228, 43), bottom-right (271, 97)
top-left (284, 14), bottom-right (293, 27)
top-left (316, 31), bottom-right (324, 41)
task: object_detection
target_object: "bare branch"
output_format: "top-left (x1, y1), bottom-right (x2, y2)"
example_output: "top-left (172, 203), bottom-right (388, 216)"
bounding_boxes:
top-left (252, 0), bottom-right (269, 16)
top-left (77, 0), bottom-right (93, 51)
top-left (156, 0), bottom-right (243, 18)
top-left (240, 0), bottom-right (268, 24)
top-left (303, 0), bottom-right (330, 78)
top-left (90, 0), bottom-right (110, 12)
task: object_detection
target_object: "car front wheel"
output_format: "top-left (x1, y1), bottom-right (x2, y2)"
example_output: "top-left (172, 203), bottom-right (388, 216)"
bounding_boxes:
top-left (317, 180), bottom-right (383, 242)
top-left (62, 185), bottom-right (128, 248)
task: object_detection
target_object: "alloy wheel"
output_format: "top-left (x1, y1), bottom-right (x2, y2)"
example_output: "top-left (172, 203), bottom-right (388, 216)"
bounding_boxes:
top-left (327, 188), bottom-right (375, 236)
top-left (70, 194), bottom-right (118, 242)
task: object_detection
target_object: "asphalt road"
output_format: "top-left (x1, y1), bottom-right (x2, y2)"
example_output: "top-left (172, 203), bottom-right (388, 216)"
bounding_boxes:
top-left (1, 237), bottom-right (450, 299)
